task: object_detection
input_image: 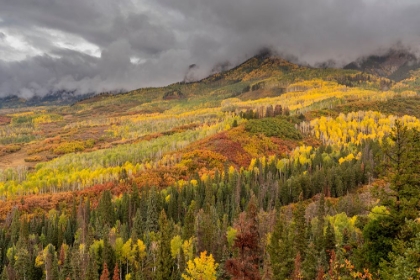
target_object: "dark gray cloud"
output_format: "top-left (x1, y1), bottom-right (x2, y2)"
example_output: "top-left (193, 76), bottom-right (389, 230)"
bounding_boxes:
top-left (0, 0), bottom-right (420, 98)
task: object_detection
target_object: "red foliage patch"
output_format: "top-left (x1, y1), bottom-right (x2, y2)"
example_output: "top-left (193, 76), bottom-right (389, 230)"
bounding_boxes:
top-left (270, 137), bottom-right (298, 155)
top-left (188, 131), bottom-right (252, 167)
top-left (0, 182), bottom-right (125, 220)
top-left (0, 115), bottom-right (11, 126)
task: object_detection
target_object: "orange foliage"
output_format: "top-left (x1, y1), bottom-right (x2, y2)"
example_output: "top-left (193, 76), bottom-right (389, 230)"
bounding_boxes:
top-left (186, 130), bottom-right (251, 167)
top-left (181, 150), bottom-right (227, 171)
top-left (0, 182), bottom-right (123, 220)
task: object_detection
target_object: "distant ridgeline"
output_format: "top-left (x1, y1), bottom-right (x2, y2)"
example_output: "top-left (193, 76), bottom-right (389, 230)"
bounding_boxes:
top-left (0, 91), bottom-right (97, 108)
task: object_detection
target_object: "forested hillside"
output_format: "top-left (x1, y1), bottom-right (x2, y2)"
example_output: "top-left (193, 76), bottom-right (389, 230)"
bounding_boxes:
top-left (0, 54), bottom-right (420, 280)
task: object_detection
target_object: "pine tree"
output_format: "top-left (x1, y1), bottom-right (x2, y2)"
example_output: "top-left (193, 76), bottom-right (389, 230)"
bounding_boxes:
top-left (325, 222), bottom-right (336, 257)
top-left (195, 207), bottom-right (220, 258)
top-left (98, 190), bottom-right (115, 228)
top-left (132, 210), bottom-right (143, 240)
top-left (61, 247), bottom-right (73, 280)
top-left (302, 242), bottom-right (318, 280)
top-left (13, 247), bottom-right (31, 280)
top-left (156, 210), bottom-right (174, 280)
top-left (103, 237), bottom-right (115, 279)
top-left (146, 188), bottom-right (159, 233)
top-left (10, 208), bottom-right (20, 245)
top-left (293, 198), bottom-right (307, 259)
top-left (268, 213), bottom-right (294, 280)
top-left (268, 213), bottom-right (282, 276)
top-left (315, 194), bottom-right (326, 253)
top-left (182, 202), bottom-right (195, 240)
top-left (382, 121), bottom-right (420, 223)
top-left (363, 122), bottom-right (420, 270)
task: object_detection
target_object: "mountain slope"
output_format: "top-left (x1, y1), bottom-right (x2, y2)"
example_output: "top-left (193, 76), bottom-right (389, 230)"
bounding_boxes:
top-left (344, 48), bottom-right (420, 81)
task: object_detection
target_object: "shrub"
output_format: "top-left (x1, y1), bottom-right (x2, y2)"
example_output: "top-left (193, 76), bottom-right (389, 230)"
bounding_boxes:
top-left (53, 141), bottom-right (85, 155)
top-left (24, 155), bottom-right (43, 162)
top-left (3, 144), bottom-right (21, 153)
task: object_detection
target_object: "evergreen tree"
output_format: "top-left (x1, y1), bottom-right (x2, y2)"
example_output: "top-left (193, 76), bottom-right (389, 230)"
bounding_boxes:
top-left (103, 237), bottom-right (116, 279)
top-left (268, 213), bottom-right (294, 280)
top-left (44, 244), bottom-right (59, 280)
top-left (195, 207), bottom-right (220, 258)
top-left (146, 188), bottom-right (159, 233)
top-left (132, 210), bottom-right (143, 240)
top-left (382, 121), bottom-right (420, 225)
top-left (315, 194), bottom-right (326, 253)
top-left (380, 222), bottom-right (420, 280)
top-left (364, 122), bottom-right (420, 270)
top-left (182, 202), bottom-right (195, 240)
top-left (61, 247), bottom-right (73, 280)
top-left (10, 209), bottom-right (20, 245)
top-left (293, 198), bottom-right (307, 258)
top-left (13, 247), bottom-right (32, 280)
top-left (98, 190), bottom-right (115, 228)
top-left (302, 242), bottom-right (318, 280)
top-left (156, 210), bottom-right (174, 280)
top-left (325, 222), bottom-right (336, 257)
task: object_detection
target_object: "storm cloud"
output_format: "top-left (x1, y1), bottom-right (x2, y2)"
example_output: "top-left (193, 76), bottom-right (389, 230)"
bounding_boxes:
top-left (0, 0), bottom-right (420, 98)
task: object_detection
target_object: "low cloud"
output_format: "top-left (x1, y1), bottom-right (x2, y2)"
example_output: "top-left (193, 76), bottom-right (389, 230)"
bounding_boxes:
top-left (1, 0), bottom-right (420, 98)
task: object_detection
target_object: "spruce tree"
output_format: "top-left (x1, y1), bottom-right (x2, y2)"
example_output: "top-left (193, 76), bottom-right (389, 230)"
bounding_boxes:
top-left (61, 247), bottom-right (73, 280)
top-left (182, 201), bottom-right (196, 240)
top-left (268, 212), bottom-right (283, 268)
top-left (156, 210), bottom-right (174, 280)
top-left (364, 122), bottom-right (420, 270)
top-left (315, 194), bottom-right (326, 253)
top-left (302, 242), bottom-right (318, 280)
top-left (103, 237), bottom-right (116, 279)
top-left (13, 247), bottom-right (31, 280)
top-left (293, 198), bottom-right (307, 259)
top-left (268, 213), bottom-right (294, 280)
top-left (325, 222), bottom-right (336, 257)
top-left (146, 188), bottom-right (159, 233)
top-left (98, 190), bottom-right (115, 228)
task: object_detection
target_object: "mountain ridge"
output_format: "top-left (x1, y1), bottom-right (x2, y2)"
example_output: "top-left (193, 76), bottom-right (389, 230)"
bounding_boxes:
top-left (1, 48), bottom-right (419, 109)
top-left (344, 48), bottom-right (420, 81)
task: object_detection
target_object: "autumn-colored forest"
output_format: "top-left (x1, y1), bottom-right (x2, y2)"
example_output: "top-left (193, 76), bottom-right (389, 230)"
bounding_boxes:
top-left (1, 54), bottom-right (420, 279)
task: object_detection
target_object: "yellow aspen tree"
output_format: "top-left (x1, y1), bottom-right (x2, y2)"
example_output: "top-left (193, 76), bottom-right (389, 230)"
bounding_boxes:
top-left (182, 251), bottom-right (218, 280)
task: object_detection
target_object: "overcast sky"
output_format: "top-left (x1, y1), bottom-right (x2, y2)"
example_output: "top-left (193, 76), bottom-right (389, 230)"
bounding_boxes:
top-left (1, 0), bottom-right (420, 98)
